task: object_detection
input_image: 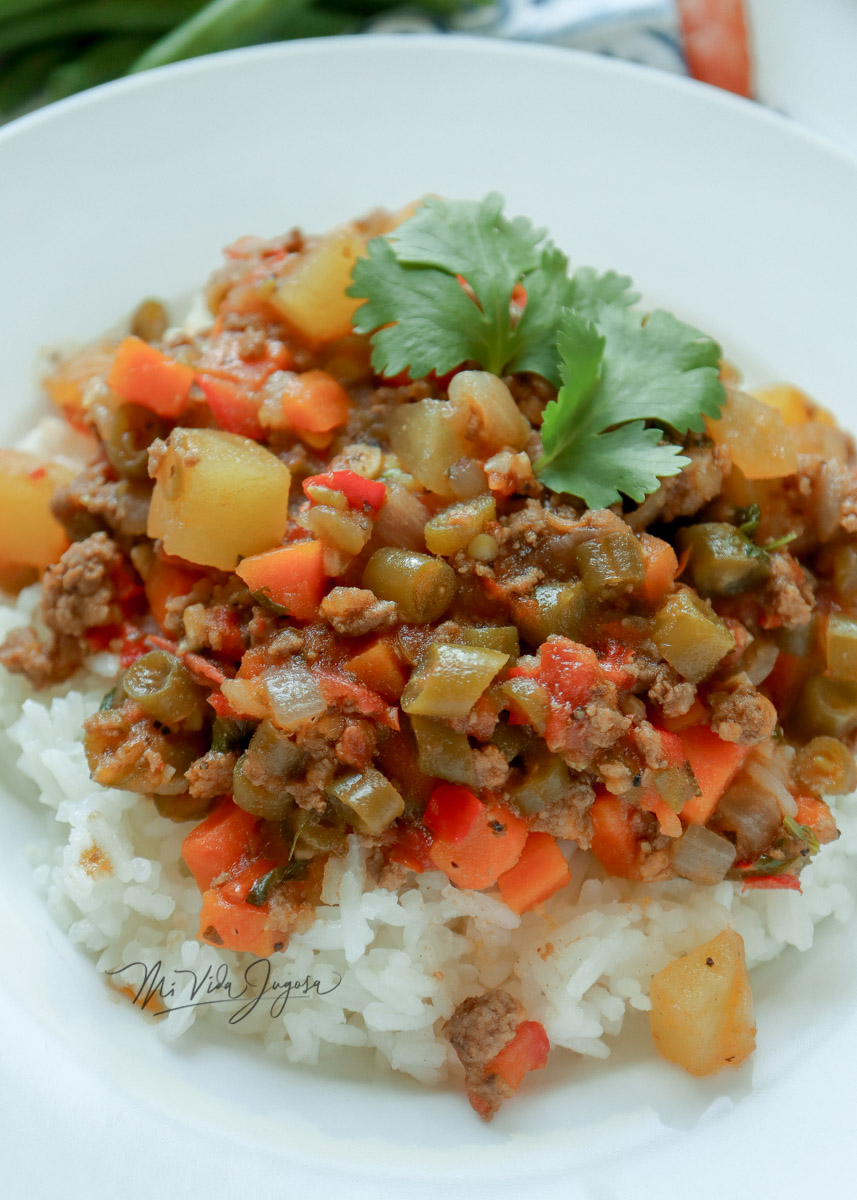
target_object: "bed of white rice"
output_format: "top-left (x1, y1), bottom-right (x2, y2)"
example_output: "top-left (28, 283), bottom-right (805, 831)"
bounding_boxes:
top-left (2, 579), bottom-right (856, 1088)
top-left (2, 417), bottom-right (857, 1091)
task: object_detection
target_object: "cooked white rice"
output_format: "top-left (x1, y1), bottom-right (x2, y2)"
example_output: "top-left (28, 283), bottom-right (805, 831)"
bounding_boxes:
top-left (2, 574), bottom-right (856, 1087)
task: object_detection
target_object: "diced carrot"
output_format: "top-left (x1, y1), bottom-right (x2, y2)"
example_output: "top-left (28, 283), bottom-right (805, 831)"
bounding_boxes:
top-left (589, 792), bottom-right (642, 880)
top-left (423, 783), bottom-right (484, 845)
top-left (303, 469), bottom-right (387, 514)
top-left (345, 636), bottom-right (408, 701)
top-left (218, 858), bottom-right (277, 904)
top-left (429, 800), bottom-right (528, 891)
top-left (235, 539), bottom-right (327, 621)
top-left (107, 335), bottom-right (194, 417)
top-left (639, 532), bottom-right (679, 603)
top-left (144, 558), bottom-right (202, 631)
top-left (497, 832), bottom-right (571, 913)
top-left (638, 790), bottom-right (683, 839)
top-left (181, 798), bottom-right (262, 891)
top-left (677, 726), bottom-right (749, 825)
top-left (486, 1020), bottom-right (550, 1091)
top-left (279, 370), bottom-right (351, 433)
top-left (659, 697), bottom-right (707, 732)
top-left (197, 887), bottom-right (283, 956)
top-left (196, 373), bottom-right (263, 439)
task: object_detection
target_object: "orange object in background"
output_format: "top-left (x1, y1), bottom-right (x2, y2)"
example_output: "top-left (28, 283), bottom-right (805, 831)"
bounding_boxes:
top-left (677, 0), bottom-right (753, 98)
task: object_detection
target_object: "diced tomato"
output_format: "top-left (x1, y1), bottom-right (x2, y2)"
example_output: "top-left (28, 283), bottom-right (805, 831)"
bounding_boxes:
top-left (315, 668), bottom-right (400, 730)
top-left (196, 374), bottom-right (263, 440)
top-left (303, 469), bottom-right (387, 514)
top-left (423, 783), bottom-right (484, 845)
top-left (388, 823), bottom-right (435, 874)
top-left (742, 874), bottom-right (802, 892)
top-left (486, 1020), bottom-right (550, 1091)
top-left (537, 639), bottom-right (602, 708)
top-left (596, 640), bottom-right (634, 690)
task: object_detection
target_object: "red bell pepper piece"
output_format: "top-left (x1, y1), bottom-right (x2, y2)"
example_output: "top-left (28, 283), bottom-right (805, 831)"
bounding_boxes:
top-left (742, 874), bottom-right (802, 892)
top-left (303, 469), bottom-right (387, 514)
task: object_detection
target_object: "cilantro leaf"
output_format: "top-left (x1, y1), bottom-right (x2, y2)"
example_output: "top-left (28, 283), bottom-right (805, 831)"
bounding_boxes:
top-left (535, 307), bottom-right (725, 507)
top-left (348, 193), bottom-right (633, 385)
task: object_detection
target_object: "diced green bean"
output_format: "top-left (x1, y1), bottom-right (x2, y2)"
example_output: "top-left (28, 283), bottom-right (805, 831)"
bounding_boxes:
top-left (123, 650), bottom-right (204, 726)
top-left (210, 715), bottom-right (254, 753)
top-left (245, 719), bottom-right (307, 779)
top-left (232, 753), bottom-right (296, 820)
top-left (826, 613), bottom-right (857, 681)
top-left (508, 744), bottom-right (570, 815)
top-left (653, 764), bottom-right (700, 812)
top-left (774, 615), bottom-right (819, 658)
top-left (512, 581), bottom-right (587, 647)
top-left (424, 495), bottom-right (496, 557)
top-left (498, 676), bottom-right (549, 735)
top-left (363, 548), bottom-right (456, 624)
top-left (153, 793), bottom-right (215, 823)
top-left (327, 767), bottom-right (404, 835)
top-left (288, 809), bottom-right (347, 856)
top-left (791, 674), bottom-right (857, 740)
top-left (576, 530), bottom-right (644, 597)
top-left (130, 296), bottom-right (168, 342)
top-left (410, 715), bottom-right (476, 786)
top-left (676, 523), bottom-right (769, 597)
top-left (105, 403), bottom-right (167, 480)
top-left (490, 721), bottom-right (532, 762)
top-left (401, 643), bottom-right (509, 719)
top-left (651, 591), bottom-right (735, 683)
top-left (459, 625), bottom-right (520, 657)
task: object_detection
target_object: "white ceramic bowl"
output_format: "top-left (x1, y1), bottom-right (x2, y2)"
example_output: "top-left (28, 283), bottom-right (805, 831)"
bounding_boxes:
top-left (1, 36), bottom-right (856, 1200)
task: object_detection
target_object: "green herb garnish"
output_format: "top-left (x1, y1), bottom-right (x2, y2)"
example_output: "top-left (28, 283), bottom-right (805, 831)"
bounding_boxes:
top-left (348, 193), bottom-right (635, 386)
top-left (246, 861), bottom-right (309, 907)
top-left (783, 814), bottom-right (821, 856)
top-left (534, 306), bottom-right (725, 507)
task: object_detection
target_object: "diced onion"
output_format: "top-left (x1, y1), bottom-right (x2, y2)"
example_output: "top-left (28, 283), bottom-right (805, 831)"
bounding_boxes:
top-left (264, 665), bottom-right (327, 730)
top-left (670, 825), bottom-right (736, 885)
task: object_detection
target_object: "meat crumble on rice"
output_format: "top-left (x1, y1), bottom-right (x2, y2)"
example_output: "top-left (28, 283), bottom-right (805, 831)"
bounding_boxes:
top-left (2, 201), bottom-right (857, 1119)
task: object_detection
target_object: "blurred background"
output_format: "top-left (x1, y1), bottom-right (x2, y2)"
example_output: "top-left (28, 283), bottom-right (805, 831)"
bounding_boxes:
top-left (1, 0), bottom-right (856, 152)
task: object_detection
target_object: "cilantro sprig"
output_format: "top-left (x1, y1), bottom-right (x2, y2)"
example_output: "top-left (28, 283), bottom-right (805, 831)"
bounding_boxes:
top-left (348, 192), bottom-right (726, 508)
top-left (535, 306), bottom-right (726, 507)
top-left (348, 193), bottom-right (635, 386)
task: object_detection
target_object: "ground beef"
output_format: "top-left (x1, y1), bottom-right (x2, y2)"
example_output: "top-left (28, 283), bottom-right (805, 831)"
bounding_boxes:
top-left (83, 702), bottom-right (190, 795)
top-left (0, 626), bottom-right (83, 688)
top-left (546, 681), bottom-right (630, 769)
top-left (319, 586), bottom-right (399, 637)
top-left (627, 641), bottom-right (698, 718)
top-left (472, 744), bottom-right (510, 791)
top-left (161, 578), bottom-right (213, 638)
top-left (51, 461), bottom-right (151, 540)
top-left (484, 450), bottom-right (539, 498)
top-left (531, 776), bottom-right (595, 848)
top-left (41, 532), bottom-right (123, 637)
top-left (708, 679), bottom-right (778, 745)
top-left (763, 552), bottom-right (815, 630)
top-left (334, 720), bottom-right (377, 770)
top-left (444, 989), bottom-right (524, 1121)
top-left (632, 720), bottom-right (669, 769)
top-left (186, 750), bottom-right (238, 800)
top-left (626, 443), bottom-right (728, 531)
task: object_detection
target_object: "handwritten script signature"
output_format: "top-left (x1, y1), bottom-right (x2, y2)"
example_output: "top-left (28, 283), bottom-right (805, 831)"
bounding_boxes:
top-left (107, 957), bottom-right (342, 1023)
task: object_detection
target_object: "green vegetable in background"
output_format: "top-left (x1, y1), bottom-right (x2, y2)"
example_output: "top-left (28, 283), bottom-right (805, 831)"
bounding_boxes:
top-left (0, 0), bottom-right (487, 114)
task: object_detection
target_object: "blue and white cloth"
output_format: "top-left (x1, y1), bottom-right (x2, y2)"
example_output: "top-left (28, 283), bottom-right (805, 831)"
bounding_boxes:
top-left (367, 0), bottom-right (687, 77)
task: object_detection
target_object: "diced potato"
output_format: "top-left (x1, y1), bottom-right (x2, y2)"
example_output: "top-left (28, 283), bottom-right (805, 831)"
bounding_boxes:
top-left (706, 387), bottom-right (797, 479)
top-left (147, 427), bottom-right (291, 571)
top-left (448, 371), bottom-right (530, 452)
top-left (42, 341), bottom-right (117, 415)
top-left (272, 229), bottom-right (366, 345)
top-left (424, 495), bottom-right (496, 556)
top-left (0, 450), bottom-right (74, 572)
top-left (649, 929), bottom-right (756, 1076)
top-left (388, 399), bottom-right (473, 497)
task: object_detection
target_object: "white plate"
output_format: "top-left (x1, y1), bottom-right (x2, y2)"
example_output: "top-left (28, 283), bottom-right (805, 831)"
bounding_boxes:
top-left (1, 36), bottom-right (856, 1200)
